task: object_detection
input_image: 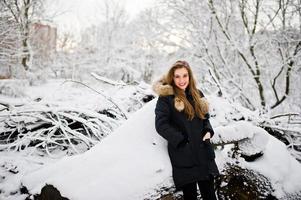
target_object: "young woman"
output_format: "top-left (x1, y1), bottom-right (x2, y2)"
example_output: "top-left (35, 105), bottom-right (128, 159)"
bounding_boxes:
top-left (153, 60), bottom-right (219, 200)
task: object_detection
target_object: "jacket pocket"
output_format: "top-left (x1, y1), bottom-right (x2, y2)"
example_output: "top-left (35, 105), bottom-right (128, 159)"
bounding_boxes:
top-left (200, 140), bottom-right (215, 160)
top-left (205, 140), bottom-right (215, 159)
top-left (168, 143), bottom-right (195, 168)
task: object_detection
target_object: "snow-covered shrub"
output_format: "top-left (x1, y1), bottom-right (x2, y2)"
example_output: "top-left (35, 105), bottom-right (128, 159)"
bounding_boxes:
top-left (0, 105), bottom-right (119, 156)
top-left (0, 79), bottom-right (27, 97)
top-left (91, 73), bottom-right (155, 114)
top-left (113, 82), bottom-right (155, 113)
top-left (260, 119), bottom-right (301, 162)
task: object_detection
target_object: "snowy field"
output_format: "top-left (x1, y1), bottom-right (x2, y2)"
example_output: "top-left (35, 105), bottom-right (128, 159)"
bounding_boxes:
top-left (1, 79), bottom-right (301, 200)
top-left (0, 79), bottom-right (153, 199)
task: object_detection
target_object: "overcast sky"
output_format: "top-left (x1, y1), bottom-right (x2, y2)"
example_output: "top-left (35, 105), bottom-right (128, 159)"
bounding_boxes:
top-left (47, 0), bottom-right (155, 37)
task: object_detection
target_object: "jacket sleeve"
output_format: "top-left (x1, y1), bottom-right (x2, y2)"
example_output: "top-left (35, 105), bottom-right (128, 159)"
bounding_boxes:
top-left (198, 89), bottom-right (215, 138)
top-left (201, 119), bottom-right (215, 138)
top-left (155, 96), bottom-right (185, 148)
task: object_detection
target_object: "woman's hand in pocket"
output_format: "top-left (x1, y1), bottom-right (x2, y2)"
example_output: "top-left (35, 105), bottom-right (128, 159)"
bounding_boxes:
top-left (202, 132), bottom-right (211, 141)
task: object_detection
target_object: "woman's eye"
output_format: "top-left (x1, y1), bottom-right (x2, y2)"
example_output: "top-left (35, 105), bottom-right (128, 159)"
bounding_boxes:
top-left (174, 74), bottom-right (188, 79)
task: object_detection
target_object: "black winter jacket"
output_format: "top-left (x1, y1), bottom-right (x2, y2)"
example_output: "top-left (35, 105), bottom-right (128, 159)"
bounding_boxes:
top-left (153, 79), bottom-right (219, 189)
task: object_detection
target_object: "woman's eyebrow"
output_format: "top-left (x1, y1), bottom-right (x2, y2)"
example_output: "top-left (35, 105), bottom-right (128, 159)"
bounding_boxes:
top-left (175, 73), bottom-right (188, 76)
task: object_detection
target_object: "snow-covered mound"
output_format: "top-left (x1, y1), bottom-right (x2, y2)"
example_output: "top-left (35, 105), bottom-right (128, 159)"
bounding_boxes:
top-left (22, 99), bottom-right (171, 200)
top-left (22, 98), bottom-right (301, 199)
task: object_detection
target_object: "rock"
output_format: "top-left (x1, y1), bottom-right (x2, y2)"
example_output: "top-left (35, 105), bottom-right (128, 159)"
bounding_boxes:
top-left (142, 94), bottom-right (155, 103)
top-left (216, 164), bottom-right (277, 200)
top-left (34, 184), bottom-right (69, 200)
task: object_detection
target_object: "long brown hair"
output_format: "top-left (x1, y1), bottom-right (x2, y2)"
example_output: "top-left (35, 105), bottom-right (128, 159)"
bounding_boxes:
top-left (166, 60), bottom-right (208, 120)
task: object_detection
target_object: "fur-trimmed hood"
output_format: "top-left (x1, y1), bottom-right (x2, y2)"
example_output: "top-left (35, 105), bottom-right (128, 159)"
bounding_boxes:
top-left (152, 76), bottom-right (209, 114)
top-left (152, 76), bottom-right (175, 96)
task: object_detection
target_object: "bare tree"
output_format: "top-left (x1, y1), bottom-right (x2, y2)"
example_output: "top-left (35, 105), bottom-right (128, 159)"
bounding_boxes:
top-left (77, 1), bottom-right (165, 83)
top-left (0, 14), bottom-right (18, 78)
top-left (0, 0), bottom-right (44, 71)
top-left (96, 0), bottom-right (128, 65)
top-left (267, 0), bottom-right (301, 109)
top-left (157, 0), bottom-right (300, 111)
top-left (209, 0), bottom-right (301, 109)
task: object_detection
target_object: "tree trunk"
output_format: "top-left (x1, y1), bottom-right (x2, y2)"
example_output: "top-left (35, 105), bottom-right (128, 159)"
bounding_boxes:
top-left (21, 0), bottom-right (31, 71)
top-left (21, 37), bottom-right (30, 70)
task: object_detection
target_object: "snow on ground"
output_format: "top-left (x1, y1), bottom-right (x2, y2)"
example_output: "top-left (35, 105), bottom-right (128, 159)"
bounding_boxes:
top-left (1, 80), bottom-right (301, 199)
top-left (24, 79), bottom-right (135, 112)
top-left (2, 78), bottom-right (151, 114)
top-left (243, 134), bottom-right (301, 197)
top-left (0, 78), bottom-right (153, 199)
top-left (22, 99), bottom-right (171, 200)
top-left (0, 150), bottom-right (64, 200)
top-left (21, 98), bottom-right (301, 200)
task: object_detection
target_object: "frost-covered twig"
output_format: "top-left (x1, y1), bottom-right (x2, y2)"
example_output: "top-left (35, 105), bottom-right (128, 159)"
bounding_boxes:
top-left (60, 80), bottom-right (128, 119)
top-left (270, 113), bottom-right (299, 120)
top-left (0, 99), bottom-right (24, 109)
top-left (91, 72), bottom-right (126, 86)
top-left (208, 68), bottom-right (223, 96)
top-left (0, 104), bottom-right (120, 155)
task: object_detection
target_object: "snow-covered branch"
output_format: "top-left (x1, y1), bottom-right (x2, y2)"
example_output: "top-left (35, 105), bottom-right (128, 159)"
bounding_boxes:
top-left (91, 72), bottom-right (126, 86)
top-left (212, 121), bottom-right (269, 159)
top-left (0, 104), bottom-right (120, 156)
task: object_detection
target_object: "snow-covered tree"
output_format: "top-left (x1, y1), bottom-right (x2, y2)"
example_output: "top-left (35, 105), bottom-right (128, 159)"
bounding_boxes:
top-left (0, 0), bottom-right (44, 73)
top-left (155, 0), bottom-right (301, 112)
top-left (75, 2), bottom-right (168, 84)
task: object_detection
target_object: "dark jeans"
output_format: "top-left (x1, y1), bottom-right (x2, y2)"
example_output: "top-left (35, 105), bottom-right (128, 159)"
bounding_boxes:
top-left (181, 177), bottom-right (217, 200)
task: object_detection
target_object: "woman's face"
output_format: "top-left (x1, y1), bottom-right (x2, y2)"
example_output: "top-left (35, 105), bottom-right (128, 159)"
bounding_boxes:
top-left (173, 67), bottom-right (189, 91)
